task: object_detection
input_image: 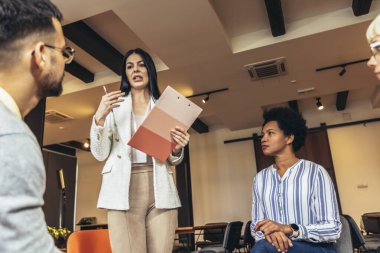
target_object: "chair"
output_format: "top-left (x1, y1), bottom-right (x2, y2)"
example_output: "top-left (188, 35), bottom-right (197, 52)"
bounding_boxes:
top-left (195, 222), bottom-right (228, 249)
top-left (362, 213), bottom-right (380, 235)
top-left (66, 229), bottom-right (112, 253)
top-left (173, 236), bottom-right (192, 253)
top-left (193, 221), bottom-right (243, 253)
top-left (236, 221), bottom-right (255, 252)
top-left (335, 215), bottom-right (354, 253)
top-left (343, 214), bottom-right (380, 253)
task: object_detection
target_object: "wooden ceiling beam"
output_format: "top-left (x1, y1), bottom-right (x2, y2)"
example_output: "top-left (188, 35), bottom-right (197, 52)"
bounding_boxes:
top-left (352, 0), bottom-right (372, 16)
top-left (65, 60), bottom-right (94, 83)
top-left (288, 100), bottom-right (299, 113)
top-left (191, 118), bottom-right (209, 133)
top-left (336, 90), bottom-right (349, 111)
top-left (264, 0), bottom-right (286, 37)
top-left (63, 21), bottom-right (123, 75)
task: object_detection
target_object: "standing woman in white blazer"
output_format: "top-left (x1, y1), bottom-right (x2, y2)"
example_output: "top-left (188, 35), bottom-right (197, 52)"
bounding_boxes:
top-left (90, 48), bottom-right (190, 253)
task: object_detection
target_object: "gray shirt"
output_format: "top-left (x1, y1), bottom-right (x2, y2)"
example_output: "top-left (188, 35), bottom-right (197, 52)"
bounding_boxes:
top-left (0, 103), bottom-right (60, 253)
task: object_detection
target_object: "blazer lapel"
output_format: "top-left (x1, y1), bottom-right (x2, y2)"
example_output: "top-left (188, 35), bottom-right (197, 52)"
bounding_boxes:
top-left (112, 94), bottom-right (132, 147)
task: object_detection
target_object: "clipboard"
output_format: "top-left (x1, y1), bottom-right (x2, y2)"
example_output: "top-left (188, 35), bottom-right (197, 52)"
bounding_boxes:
top-left (128, 86), bottom-right (203, 162)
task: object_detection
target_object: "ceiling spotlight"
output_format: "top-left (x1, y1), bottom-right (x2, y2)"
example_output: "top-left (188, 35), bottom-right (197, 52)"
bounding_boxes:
top-left (316, 97), bottom-right (324, 110)
top-left (339, 65), bottom-right (346, 76)
top-left (202, 94), bottom-right (210, 104)
top-left (83, 140), bottom-right (90, 149)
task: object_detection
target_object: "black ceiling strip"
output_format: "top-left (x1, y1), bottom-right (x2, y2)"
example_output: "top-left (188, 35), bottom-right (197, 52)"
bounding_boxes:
top-left (224, 136), bottom-right (254, 144)
top-left (63, 21), bottom-right (123, 75)
top-left (336, 90), bottom-right (349, 111)
top-left (65, 60), bottom-right (94, 83)
top-left (191, 118), bottom-right (209, 133)
top-left (225, 117), bottom-right (380, 144)
top-left (264, 0), bottom-right (286, 37)
top-left (315, 58), bottom-right (368, 72)
top-left (352, 0), bottom-right (372, 16)
top-left (186, 88), bottom-right (229, 99)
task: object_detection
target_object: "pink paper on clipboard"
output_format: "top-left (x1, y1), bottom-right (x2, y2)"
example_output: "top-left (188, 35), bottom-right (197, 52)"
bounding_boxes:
top-left (128, 86), bottom-right (202, 162)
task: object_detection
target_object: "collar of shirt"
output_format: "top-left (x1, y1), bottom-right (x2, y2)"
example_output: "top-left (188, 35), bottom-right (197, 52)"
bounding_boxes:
top-left (270, 159), bottom-right (303, 180)
top-left (0, 87), bottom-right (22, 119)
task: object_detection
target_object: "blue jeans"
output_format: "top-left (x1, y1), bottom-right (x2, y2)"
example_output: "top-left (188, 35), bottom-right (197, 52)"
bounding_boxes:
top-left (251, 239), bottom-right (336, 253)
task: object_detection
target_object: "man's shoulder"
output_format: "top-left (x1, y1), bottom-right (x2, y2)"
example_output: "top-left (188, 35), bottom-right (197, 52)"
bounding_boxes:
top-left (0, 103), bottom-right (30, 136)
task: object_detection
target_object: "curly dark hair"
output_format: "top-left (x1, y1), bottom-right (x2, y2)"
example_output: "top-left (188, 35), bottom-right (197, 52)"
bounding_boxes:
top-left (263, 107), bottom-right (307, 152)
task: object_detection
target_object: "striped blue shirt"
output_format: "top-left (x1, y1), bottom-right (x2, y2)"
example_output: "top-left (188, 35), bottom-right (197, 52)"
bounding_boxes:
top-left (251, 159), bottom-right (341, 243)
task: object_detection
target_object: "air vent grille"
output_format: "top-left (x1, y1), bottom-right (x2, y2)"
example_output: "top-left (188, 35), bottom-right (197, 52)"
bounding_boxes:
top-left (45, 110), bottom-right (73, 123)
top-left (244, 57), bottom-right (287, 81)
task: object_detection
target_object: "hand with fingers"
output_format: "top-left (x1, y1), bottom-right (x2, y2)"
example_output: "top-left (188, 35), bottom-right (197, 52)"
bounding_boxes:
top-left (254, 219), bottom-right (293, 236)
top-left (170, 126), bottom-right (190, 156)
top-left (254, 219), bottom-right (294, 252)
top-left (94, 90), bottom-right (125, 126)
top-left (265, 231), bottom-right (293, 253)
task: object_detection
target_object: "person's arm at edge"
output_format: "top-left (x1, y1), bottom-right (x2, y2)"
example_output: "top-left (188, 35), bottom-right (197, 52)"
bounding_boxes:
top-left (294, 166), bottom-right (342, 243)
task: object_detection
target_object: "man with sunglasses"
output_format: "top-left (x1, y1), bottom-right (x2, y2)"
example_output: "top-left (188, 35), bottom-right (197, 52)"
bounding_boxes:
top-left (0, 0), bottom-right (74, 252)
top-left (367, 15), bottom-right (380, 80)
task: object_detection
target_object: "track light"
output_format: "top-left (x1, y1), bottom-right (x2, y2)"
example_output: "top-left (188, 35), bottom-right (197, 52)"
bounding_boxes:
top-left (339, 65), bottom-right (346, 76)
top-left (186, 88), bottom-right (229, 104)
top-left (316, 97), bottom-right (324, 110)
top-left (315, 58), bottom-right (368, 73)
top-left (202, 94), bottom-right (210, 104)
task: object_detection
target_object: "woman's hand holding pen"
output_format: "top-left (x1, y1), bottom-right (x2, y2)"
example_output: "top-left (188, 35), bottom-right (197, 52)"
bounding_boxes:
top-left (94, 90), bottom-right (125, 126)
top-left (171, 126), bottom-right (190, 155)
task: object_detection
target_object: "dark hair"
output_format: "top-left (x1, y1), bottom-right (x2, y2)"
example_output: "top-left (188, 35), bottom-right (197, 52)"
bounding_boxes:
top-left (0, 0), bottom-right (62, 46)
top-left (263, 107), bottom-right (307, 152)
top-left (0, 0), bottom-right (62, 67)
top-left (120, 48), bottom-right (161, 100)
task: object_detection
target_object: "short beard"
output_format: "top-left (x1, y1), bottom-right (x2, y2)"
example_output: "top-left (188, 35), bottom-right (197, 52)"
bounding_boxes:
top-left (40, 73), bottom-right (64, 97)
top-left (38, 55), bottom-right (64, 98)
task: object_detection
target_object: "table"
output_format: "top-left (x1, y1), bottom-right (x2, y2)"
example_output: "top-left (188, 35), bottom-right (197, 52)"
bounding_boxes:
top-left (175, 223), bottom-right (227, 235)
top-left (175, 223), bottom-right (228, 251)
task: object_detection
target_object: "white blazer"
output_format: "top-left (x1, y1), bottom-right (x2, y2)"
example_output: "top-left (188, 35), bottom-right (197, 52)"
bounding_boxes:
top-left (90, 95), bottom-right (183, 210)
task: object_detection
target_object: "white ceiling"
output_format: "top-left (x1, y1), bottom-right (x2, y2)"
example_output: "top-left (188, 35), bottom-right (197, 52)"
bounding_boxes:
top-left (45, 0), bottom-right (380, 145)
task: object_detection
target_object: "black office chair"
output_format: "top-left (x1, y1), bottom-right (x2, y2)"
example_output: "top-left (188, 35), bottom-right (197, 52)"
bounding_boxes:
top-left (335, 215), bottom-right (354, 253)
top-left (173, 236), bottom-right (191, 253)
top-left (236, 221), bottom-right (255, 252)
top-left (343, 214), bottom-right (380, 253)
top-left (362, 213), bottom-right (380, 235)
top-left (195, 222), bottom-right (228, 249)
top-left (193, 221), bottom-right (244, 253)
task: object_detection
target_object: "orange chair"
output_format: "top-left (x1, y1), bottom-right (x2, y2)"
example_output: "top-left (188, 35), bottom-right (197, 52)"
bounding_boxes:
top-left (66, 229), bottom-right (112, 253)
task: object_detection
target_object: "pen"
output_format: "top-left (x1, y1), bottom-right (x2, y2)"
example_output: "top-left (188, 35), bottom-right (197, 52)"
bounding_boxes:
top-left (102, 85), bottom-right (120, 141)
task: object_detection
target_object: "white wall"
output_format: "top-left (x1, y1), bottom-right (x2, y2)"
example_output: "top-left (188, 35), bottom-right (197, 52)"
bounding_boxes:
top-left (189, 126), bottom-right (258, 226)
top-left (75, 150), bottom-right (107, 230)
top-left (328, 121), bottom-right (380, 226)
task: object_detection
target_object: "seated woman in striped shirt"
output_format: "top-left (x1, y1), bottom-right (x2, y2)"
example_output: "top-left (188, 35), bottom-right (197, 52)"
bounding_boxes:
top-left (251, 107), bottom-right (341, 253)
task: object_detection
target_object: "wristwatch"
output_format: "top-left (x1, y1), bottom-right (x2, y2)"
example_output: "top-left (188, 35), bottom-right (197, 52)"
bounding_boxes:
top-left (290, 223), bottom-right (299, 238)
